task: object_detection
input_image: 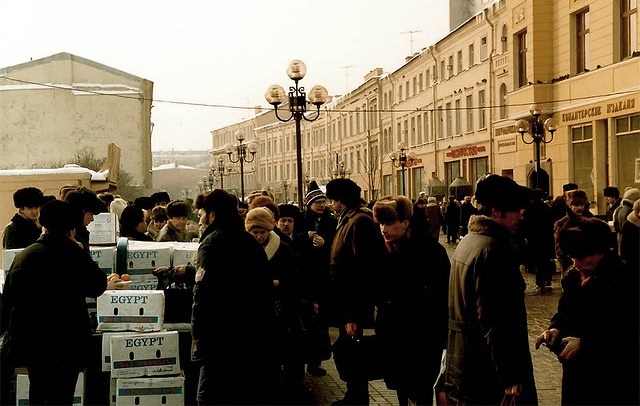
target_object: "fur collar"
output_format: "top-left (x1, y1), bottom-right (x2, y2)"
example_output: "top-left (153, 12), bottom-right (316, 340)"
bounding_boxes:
top-left (628, 210), bottom-right (640, 228)
top-left (467, 214), bottom-right (507, 237)
top-left (264, 230), bottom-right (280, 260)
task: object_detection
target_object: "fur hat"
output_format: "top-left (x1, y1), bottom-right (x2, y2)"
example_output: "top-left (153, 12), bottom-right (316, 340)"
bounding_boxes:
top-left (39, 200), bottom-right (83, 234)
top-left (563, 183), bottom-right (579, 192)
top-left (245, 207), bottom-right (275, 231)
top-left (64, 187), bottom-right (105, 214)
top-left (278, 203), bottom-right (300, 219)
top-left (110, 197), bottom-right (129, 219)
top-left (622, 187), bottom-right (640, 204)
top-left (150, 191), bottom-right (171, 206)
top-left (326, 178), bottom-right (362, 207)
top-left (305, 181), bottom-right (327, 206)
top-left (627, 199), bottom-right (640, 227)
top-left (558, 217), bottom-right (613, 258)
top-left (248, 195), bottom-right (279, 219)
top-left (567, 189), bottom-right (589, 206)
top-left (603, 186), bottom-right (620, 198)
top-left (475, 175), bottom-right (531, 212)
top-left (13, 187), bottom-right (45, 208)
top-left (373, 196), bottom-right (413, 223)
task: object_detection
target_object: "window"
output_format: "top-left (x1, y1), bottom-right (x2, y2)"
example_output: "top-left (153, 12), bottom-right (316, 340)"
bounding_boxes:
top-left (441, 60), bottom-right (446, 80)
top-left (446, 102), bottom-right (452, 136)
top-left (501, 24), bottom-right (508, 53)
top-left (424, 112), bottom-right (431, 142)
top-left (468, 43), bottom-right (475, 66)
top-left (457, 50), bottom-right (463, 72)
top-left (413, 77), bottom-right (418, 95)
top-left (419, 73), bottom-right (424, 91)
top-left (621, 0), bottom-right (637, 59)
top-left (517, 30), bottom-right (528, 88)
top-left (398, 85), bottom-right (403, 101)
top-left (448, 55), bottom-right (454, 78)
top-left (478, 90), bottom-right (486, 129)
top-left (571, 124), bottom-right (594, 195)
top-left (616, 114), bottom-right (640, 188)
top-left (411, 117), bottom-right (416, 145)
top-left (417, 113), bottom-right (423, 144)
top-left (406, 81), bottom-right (410, 97)
top-left (455, 99), bottom-right (461, 135)
top-left (438, 106), bottom-right (444, 138)
top-left (480, 36), bottom-right (488, 60)
top-left (466, 95), bottom-right (474, 132)
top-left (576, 9), bottom-right (591, 73)
top-left (499, 83), bottom-right (507, 119)
top-left (426, 68), bottom-right (431, 85)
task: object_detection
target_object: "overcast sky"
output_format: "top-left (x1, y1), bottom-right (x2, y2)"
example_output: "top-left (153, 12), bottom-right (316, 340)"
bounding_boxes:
top-left (1, 0), bottom-right (450, 151)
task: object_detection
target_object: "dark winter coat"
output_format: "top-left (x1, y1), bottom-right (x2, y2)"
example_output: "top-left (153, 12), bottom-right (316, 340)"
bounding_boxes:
top-left (296, 209), bottom-right (337, 305)
top-left (376, 227), bottom-right (450, 402)
top-left (330, 206), bottom-right (385, 328)
top-left (523, 199), bottom-right (556, 262)
top-left (549, 254), bottom-right (637, 405)
top-left (459, 201), bottom-right (478, 236)
top-left (554, 211), bottom-right (596, 273)
top-left (425, 203), bottom-right (444, 240)
top-left (444, 202), bottom-right (461, 231)
top-left (2, 214), bottom-right (42, 249)
top-left (191, 222), bottom-right (273, 364)
top-left (1, 233), bottom-right (107, 369)
top-left (443, 215), bottom-right (537, 405)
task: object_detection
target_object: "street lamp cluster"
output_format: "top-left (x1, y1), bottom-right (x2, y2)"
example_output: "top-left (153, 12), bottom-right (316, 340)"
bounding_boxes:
top-left (333, 160), bottom-right (351, 179)
top-left (516, 104), bottom-right (557, 194)
top-left (390, 142), bottom-right (417, 195)
top-left (266, 60), bottom-right (329, 208)
top-left (225, 132), bottom-right (257, 202)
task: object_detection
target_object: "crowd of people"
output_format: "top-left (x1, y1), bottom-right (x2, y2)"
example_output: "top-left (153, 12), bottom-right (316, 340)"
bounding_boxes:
top-left (0, 177), bottom-right (638, 405)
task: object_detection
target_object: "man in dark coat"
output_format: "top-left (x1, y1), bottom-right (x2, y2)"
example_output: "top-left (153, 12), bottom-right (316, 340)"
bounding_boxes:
top-left (523, 188), bottom-right (556, 293)
top-left (1, 200), bottom-right (108, 405)
top-left (326, 178), bottom-right (386, 405)
top-left (191, 189), bottom-right (275, 405)
top-left (458, 195), bottom-right (478, 237)
top-left (442, 175), bottom-right (538, 405)
top-left (444, 195), bottom-right (461, 243)
top-left (373, 195), bottom-right (450, 405)
top-left (2, 187), bottom-right (45, 249)
top-left (536, 217), bottom-right (637, 405)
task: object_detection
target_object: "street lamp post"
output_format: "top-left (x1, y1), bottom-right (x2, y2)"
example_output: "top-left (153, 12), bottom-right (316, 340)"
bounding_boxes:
top-left (211, 155), bottom-right (230, 190)
top-left (265, 60), bottom-right (329, 208)
top-left (281, 179), bottom-right (289, 203)
top-left (333, 160), bottom-right (351, 179)
top-left (225, 132), bottom-right (257, 202)
top-left (390, 141), bottom-right (416, 196)
top-left (516, 104), bottom-right (557, 193)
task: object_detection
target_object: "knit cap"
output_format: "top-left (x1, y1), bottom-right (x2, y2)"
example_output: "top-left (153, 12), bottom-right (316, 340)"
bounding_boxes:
top-left (305, 181), bottom-right (326, 206)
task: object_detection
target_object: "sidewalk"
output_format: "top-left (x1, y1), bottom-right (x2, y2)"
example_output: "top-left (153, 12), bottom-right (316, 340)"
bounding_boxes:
top-left (304, 235), bottom-right (563, 405)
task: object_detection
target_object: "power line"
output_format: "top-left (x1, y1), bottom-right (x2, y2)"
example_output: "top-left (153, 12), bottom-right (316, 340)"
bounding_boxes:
top-left (1, 74), bottom-right (635, 115)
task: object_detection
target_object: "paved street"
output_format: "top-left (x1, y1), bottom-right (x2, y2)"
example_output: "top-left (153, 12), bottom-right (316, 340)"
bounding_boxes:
top-left (305, 235), bottom-right (563, 405)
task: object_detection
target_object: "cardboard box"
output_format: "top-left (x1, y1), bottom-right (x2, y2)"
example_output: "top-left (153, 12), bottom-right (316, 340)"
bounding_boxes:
top-left (170, 242), bottom-right (199, 267)
top-left (114, 375), bottom-right (185, 406)
top-left (109, 331), bottom-right (180, 378)
top-left (88, 213), bottom-right (119, 245)
top-left (2, 248), bottom-right (23, 270)
top-left (96, 290), bottom-right (164, 332)
top-left (101, 332), bottom-right (138, 372)
top-left (125, 242), bottom-right (172, 291)
top-left (16, 371), bottom-right (84, 406)
top-left (90, 246), bottom-right (116, 275)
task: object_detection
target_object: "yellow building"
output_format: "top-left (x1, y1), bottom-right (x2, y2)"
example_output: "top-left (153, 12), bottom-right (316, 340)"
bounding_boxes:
top-left (211, 0), bottom-right (639, 214)
top-left (0, 52), bottom-right (154, 189)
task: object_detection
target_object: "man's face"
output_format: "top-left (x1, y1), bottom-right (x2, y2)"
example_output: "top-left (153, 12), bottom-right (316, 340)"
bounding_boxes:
top-left (169, 216), bottom-right (188, 231)
top-left (249, 227), bottom-right (270, 245)
top-left (569, 201), bottom-right (586, 216)
top-left (83, 211), bottom-right (95, 226)
top-left (604, 196), bottom-right (616, 205)
top-left (152, 218), bottom-right (167, 231)
top-left (379, 220), bottom-right (409, 243)
top-left (309, 199), bottom-right (327, 214)
top-left (329, 199), bottom-right (346, 213)
top-left (572, 252), bottom-right (604, 274)
top-left (19, 206), bottom-right (40, 221)
top-left (277, 217), bottom-right (295, 237)
top-left (491, 208), bottom-right (524, 234)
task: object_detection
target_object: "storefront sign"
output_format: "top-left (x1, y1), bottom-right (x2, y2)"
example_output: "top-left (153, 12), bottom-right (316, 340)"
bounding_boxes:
top-left (446, 145), bottom-right (486, 159)
top-left (561, 97), bottom-right (637, 123)
top-left (497, 139), bottom-right (517, 153)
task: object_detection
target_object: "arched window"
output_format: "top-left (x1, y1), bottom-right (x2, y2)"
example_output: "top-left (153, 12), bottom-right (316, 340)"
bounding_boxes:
top-left (499, 83), bottom-right (508, 119)
top-left (501, 24), bottom-right (508, 53)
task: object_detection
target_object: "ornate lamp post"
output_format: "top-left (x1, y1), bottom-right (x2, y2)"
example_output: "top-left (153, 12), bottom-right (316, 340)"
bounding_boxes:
top-left (281, 179), bottom-right (289, 203)
top-left (333, 160), bottom-right (351, 179)
top-left (516, 104), bottom-right (557, 193)
top-left (225, 132), bottom-right (257, 202)
top-left (390, 141), bottom-right (416, 195)
top-left (202, 171), bottom-right (215, 192)
top-left (210, 155), bottom-right (230, 190)
top-left (265, 60), bottom-right (329, 208)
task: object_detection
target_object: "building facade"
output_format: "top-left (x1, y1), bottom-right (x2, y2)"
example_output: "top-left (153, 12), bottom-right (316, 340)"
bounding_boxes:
top-left (210, 0), bottom-right (640, 214)
top-left (0, 52), bottom-right (154, 189)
